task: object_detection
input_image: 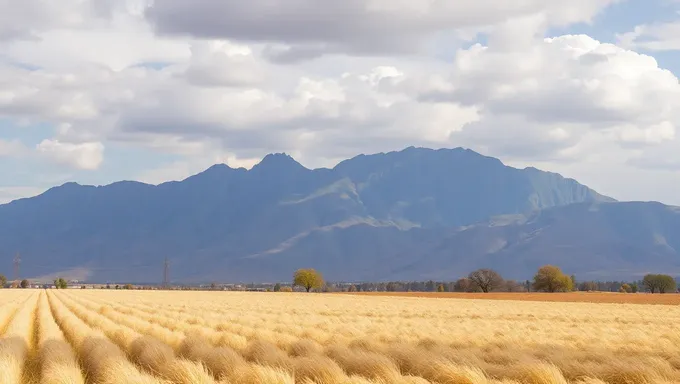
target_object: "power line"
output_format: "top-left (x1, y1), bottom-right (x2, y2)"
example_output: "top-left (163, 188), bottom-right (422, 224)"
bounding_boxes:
top-left (20, 264), bottom-right (158, 271)
top-left (163, 257), bottom-right (169, 289)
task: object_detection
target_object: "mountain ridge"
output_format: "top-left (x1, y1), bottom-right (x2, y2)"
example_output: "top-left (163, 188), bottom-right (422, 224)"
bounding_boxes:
top-left (4, 146), bottom-right (614, 202)
top-left (5, 146), bottom-right (669, 283)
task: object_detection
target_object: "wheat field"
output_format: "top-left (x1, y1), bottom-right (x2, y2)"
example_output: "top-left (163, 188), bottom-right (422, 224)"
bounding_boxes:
top-left (1, 289), bottom-right (679, 383)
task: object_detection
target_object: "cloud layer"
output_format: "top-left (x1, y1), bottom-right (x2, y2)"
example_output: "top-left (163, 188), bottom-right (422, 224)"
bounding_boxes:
top-left (1, 0), bottom-right (680, 205)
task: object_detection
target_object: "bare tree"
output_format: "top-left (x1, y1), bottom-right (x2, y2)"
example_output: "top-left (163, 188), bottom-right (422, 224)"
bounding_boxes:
top-left (468, 269), bottom-right (504, 293)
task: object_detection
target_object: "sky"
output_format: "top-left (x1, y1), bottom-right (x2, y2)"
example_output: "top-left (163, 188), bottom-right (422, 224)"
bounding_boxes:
top-left (1, 0), bottom-right (680, 205)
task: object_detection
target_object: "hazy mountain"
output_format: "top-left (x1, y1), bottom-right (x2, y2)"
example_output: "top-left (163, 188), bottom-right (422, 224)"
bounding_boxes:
top-left (0, 146), bottom-right (645, 283)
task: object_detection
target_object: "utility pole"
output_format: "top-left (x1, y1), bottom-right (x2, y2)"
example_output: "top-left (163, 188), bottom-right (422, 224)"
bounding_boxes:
top-left (13, 253), bottom-right (21, 284)
top-left (163, 257), bottom-right (169, 289)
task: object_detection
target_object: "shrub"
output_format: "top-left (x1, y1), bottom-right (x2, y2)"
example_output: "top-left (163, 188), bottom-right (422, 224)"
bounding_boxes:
top-left (532, 265), bottom-right (573, 292)
top-left (53, 278), bottom-right (68, 289)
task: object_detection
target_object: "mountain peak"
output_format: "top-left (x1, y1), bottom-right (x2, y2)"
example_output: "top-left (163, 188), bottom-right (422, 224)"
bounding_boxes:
top-left (252, 152), bottom-right (307, 173)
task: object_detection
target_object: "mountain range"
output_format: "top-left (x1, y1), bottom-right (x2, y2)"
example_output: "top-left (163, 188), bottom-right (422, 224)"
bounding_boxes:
top-left (1, 146), bottom-right (678, 283)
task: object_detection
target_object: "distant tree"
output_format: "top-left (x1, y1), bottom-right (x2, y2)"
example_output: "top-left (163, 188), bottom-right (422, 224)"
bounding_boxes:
top-left (210, 283), bottom-right (217, 290)
top-left (437, 284), bottom-right (445, 292)
top-left (532, 265), bottom-right (573, 292)
top-left (123, 284), bottom-right (133, 290)
top-left (386, 282), bottom-right (399, 292)
top-left (503, 280), bottom-right (526, 292)
top-left (293, 269), bottom-right (324, 292)
top-left (579, 281), bottom-right (598, 292)
top-left (106, 283), bottom-right (111, 289)
top-left (642, 274), bottom-right (676, 293)
top-left (425, 280), bottom-right (436, 292)
top-left (643, 274), bottom-right (659, 293)
top-left (20, 279), bottom-right (29, 289)
top-left (525, 280), bottom-right (531, 292)
top-left (273, 283), bottom-right (281, 292)
top-left (454, 278), bottom-right (475, 292)
top-left (0, 275), bottom-right (6, 288)
top-left (468, 269), bottom-right (504, 293)
top-left (630, 282), bottom-right (639, 293)
top-left (115, 284), bottom-right (120, 290)
top-left (280, 286), bottom-right (293, 292)
top-left (81, 285), bottom-right (87, 289)
top-left (619, 283), bottom-right (632, 293)
top-left (658, 275), bottom-right (676, 293)
top-left (347, 285), bottom-right (357, 292)
top-left (659, 275), bottom-right (677, 293)
top-left (53, 278), bottom-right (67, 289)
top-left (570, 275), bottom-right (577, 291)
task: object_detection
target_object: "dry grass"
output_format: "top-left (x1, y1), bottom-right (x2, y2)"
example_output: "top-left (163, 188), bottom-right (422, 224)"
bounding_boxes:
top-left (345, 291), bottom-right (680, 305)
top-left (37, 291), bottom-right (85, 384)
top-left (0, 289), bottom-right (679, 383)
top-left (0, 291), bottom-right (39, 383)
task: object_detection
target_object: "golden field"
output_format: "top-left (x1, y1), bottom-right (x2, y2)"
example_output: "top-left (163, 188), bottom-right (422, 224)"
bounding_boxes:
top-left (345, 291), bottom-right (680, 305)
top-left (1, 290), bottom-right (680, 383)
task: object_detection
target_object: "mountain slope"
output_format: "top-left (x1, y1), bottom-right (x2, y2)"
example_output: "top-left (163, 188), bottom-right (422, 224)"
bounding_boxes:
top-left (211, 202), bottom-right (680, 282)
top-left (0, 146), bottom-right (617, 282)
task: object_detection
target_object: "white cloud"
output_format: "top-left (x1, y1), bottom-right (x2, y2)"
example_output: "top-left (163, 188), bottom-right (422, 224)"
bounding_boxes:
top-left (617, 20), bottom-right (680, 51)
top-left (617, 121), bottom-right (676, 145)
top-left (183, 41), bottom-right (264, 87)
top-left (36, 139), bottom-right (104, 170)
top-left (2, 0), bottom-right (680, 205)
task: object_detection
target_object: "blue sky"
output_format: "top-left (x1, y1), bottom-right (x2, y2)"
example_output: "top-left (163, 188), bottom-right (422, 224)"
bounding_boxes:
top-left (1, 0), bottom-right (680, 205)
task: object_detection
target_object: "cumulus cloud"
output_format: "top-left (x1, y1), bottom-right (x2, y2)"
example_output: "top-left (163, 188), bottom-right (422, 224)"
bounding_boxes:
top-left (36, 139), bottom-right (104, 170)
top-left (0, 0), bottom-right (99, 40)
top-left (2, 31), bottom-right (679, 170)
top-left (2, 0), bottom-right (680, 205)
top-left (182, 41), bottom-right (265, 87)
top-left (145, 0), bottom-right (618, 59)
top-left (617, 20), bottom-right (680, 51)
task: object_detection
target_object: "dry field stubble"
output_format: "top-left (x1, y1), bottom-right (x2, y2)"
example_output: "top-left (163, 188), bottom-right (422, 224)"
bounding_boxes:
top-left (346, 291), bottom-right (680, 305)
top-left (0, 290), bottom-right (679, 383)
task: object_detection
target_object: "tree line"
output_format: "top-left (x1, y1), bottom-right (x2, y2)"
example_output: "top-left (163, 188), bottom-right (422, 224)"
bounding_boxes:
top-left (0, 267), bottom-right (675, 293)
top-left (288, 267), bottom-right (679, 294)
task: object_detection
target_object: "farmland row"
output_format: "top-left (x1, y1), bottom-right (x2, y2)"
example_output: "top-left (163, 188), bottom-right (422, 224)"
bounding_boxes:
top-left (0, 289), bottom-right (678, 383)
top-left (58, 290), bottom-right (680, 384)
top-left (56, 291), bottom-right (427, 383)
top-left (71, 289), bottom-right (680, 353)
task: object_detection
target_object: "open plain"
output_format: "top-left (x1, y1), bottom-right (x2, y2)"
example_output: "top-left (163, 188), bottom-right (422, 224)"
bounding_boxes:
top-left (345, 291), bottom-right (680, 305)
top-left (1, 289), bottom-right (679, 383)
